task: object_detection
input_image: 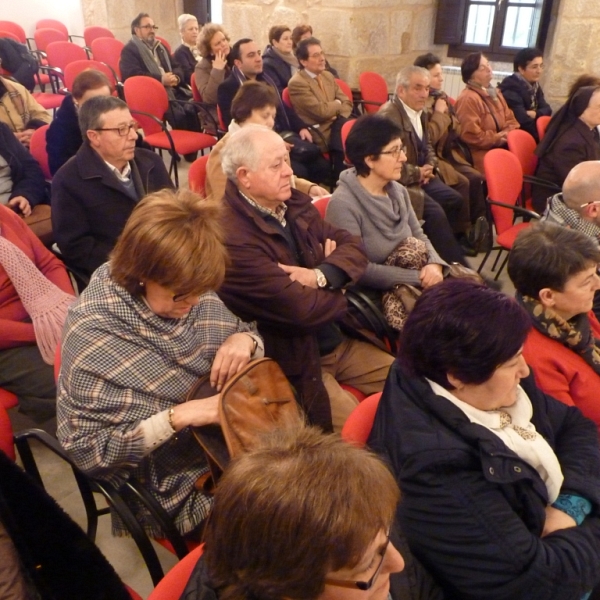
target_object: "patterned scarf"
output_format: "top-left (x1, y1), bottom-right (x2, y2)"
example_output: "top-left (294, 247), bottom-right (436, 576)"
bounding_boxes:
top-left (0, 77), bottom-right (29, 127)
top-left (514, 72), bottom-right (539, 111)
top-left (518, 293), bottom-right (600, 375)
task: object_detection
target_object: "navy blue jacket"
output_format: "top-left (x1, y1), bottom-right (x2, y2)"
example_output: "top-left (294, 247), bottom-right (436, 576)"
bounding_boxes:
top-left (46, 94), bottom-right (80, 176)
top-left (261, 45), bottom-right (293, 96)
top-left (0, 121), bottom-right (47, 206)
top-left (369, 362), bottom-right (600, 600)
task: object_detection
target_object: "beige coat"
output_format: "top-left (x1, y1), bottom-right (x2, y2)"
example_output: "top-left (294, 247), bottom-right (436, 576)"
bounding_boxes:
top-left (288, 69), bottom-right (352, 152)
top-left (205, 130), bottom-right (314, 201)
top-left (0, 78), bottom-right (51, 132)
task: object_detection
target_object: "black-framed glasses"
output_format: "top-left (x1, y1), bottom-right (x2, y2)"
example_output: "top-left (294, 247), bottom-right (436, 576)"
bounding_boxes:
top-left (94, 122), bottom-right (139, 137)
top-left (139, 24), bottom-right (158, 30)
top-left (379, 146), bottom-right (405, 159)
top-left (324, 534), bottom-right (390, 591)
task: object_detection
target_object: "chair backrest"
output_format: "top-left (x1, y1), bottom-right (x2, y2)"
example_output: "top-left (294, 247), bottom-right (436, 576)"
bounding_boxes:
top-left (34, 27), bottom-right (68, 53)
top-left (36, 19), bottom-right (68, 37)
top-left (536, 115), bottom-right (552, 141)
top-left (124, 76), bottom-right (169, 135)
top-left (0, 404), bottom-right (15, 461)
top-left (46, 41), bottom-right (88, 73)
top-left (190, 72), bottom-right (202, 101)
top-left (483, 148), bottom-right (524, 236)
top-left (156, 36), bottom-right (172, 55)
top-left (281, 87), bottom-right (292, 109)
top-left (358, 71), bottom-right (388, 114)
top-left (64, 59), bottom-right (117, 91)
top-left (90, 37), bottom-right (124, 80)
top-left (341, 392), bottom-right (382, 447)
top-left (507, 129), bottom-right (538, 176)
top-left (29, 124), bottom-right (51, 180)
top-left (341, 118), bottom-right (356, 163)
top-left (83, 26), bottom-right (114, 49)
top-left (0, 30), bottom-right (21, 43)
top-left (335, 78), bottom-right (353, 102)
top-left (188, 154), bottom-right (210, 196)
top-left (312, 195), bottom-right (331, 219)
top-left (0, 21), bottom-right (26, 43)
top-left (147, 545), bottom-right (204, 600)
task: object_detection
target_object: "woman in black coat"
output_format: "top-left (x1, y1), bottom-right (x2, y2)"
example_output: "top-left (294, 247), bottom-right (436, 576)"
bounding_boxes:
top-left (369, 278), bottom-right (600, 600)
top-left (262, 25), bottom-right (298, 96)
top-left (172, 14), bottom-right (201, 85)
top-left (533, 85), bottom-right (600, 213)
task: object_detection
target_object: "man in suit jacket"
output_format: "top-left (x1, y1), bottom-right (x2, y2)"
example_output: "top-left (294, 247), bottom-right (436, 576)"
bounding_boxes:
top-left (51, 96), bottom-right (172, 279)
top-left (380, 66), bottom-right (474, 256)
top-left (288, 37), bottom-right (353, 179)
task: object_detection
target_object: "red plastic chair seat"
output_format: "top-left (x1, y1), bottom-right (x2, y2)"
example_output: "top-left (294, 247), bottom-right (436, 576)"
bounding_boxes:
top-left (0, 404), bottom-right (15, 461)
top-left (33, 92), bottom-right (65, 110)
top-left (0, 388), bottom-right (18, 410)
top-left (188, 154), bottom-right (210, 196)
top-left (495, 222), bottom-right (531, 249)
top-left (341, 392), bottom-right (382, 447)
top-left (147, 544), bottom-right (204, 600)
top-left (143, 130), bottom-right (216, 155)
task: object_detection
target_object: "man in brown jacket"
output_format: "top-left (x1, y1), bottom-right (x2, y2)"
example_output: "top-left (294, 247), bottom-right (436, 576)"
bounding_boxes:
top-left (217, 126), bottom-right (394, 433)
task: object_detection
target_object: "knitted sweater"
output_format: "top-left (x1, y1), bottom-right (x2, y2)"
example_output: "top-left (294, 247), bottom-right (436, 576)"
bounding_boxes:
top-left (326, 168), bottom-right (446, 288)
top-left (0, 205), bottom-right (73, 350)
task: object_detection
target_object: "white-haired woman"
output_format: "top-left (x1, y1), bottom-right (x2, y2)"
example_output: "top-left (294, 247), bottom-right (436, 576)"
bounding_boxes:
top-left (173, 14), bottom-right (201, 85)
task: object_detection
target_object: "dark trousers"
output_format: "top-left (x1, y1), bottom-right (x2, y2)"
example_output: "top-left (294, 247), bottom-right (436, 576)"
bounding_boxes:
top-left (454, 163), bottom-right (487, 221)
top-left (0, 345), bottom-right (56, 422)
top-left (422, 176), bottom-right (464, 232)
top-left (421, 195), bottom-right (468, 266)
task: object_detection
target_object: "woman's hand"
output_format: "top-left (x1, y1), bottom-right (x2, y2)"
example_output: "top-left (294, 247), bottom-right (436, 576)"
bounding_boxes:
top-left (419, 264), bottom-right (444, 289)
top-left (541, 505), bottom-right (577, 537)
top-left (213, 51), bottom-right (227, 70)
top-left (434, 97), bottom-right (448, 113)
top-left (210, 333), bottom-right (255, 391)
top-left (299, 128), bottom-right (313, 142)
top-left (7, 196), bottom-right (32, 217)
top-left (170, 395), bottom-right (220, 431)
top-left (309, 185), bottom-right (329, 198)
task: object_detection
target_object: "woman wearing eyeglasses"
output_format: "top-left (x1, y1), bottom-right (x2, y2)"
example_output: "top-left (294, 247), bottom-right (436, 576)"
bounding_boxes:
top-left (180, 426), bottom-right (419, 600)
top-left (369, 278), bottom-right (600, 599)
top-left (327, 114), bottom-right (447, 330)
top-left (57, 187), bottom-right (263, 539)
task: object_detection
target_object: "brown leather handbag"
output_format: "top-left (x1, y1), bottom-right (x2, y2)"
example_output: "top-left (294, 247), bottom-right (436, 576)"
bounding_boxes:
top-left (189, 358), bottom-right (303, 486)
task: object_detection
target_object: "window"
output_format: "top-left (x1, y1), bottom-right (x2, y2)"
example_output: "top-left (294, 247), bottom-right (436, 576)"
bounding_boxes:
top-left (434, 0), bottom-right (556, 61)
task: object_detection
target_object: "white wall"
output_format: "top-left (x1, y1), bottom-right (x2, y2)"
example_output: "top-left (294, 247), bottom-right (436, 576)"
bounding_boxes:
top-left (3, 0), bottom-right (85, 37)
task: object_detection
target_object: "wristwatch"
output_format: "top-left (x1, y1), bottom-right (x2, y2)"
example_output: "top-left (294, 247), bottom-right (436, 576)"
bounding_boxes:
top-left (314, 268), bottom-right (328, 288)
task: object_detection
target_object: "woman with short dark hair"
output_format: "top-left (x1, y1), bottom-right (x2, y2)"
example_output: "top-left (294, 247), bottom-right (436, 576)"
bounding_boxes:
top-left (57, 188), bottom-right (264, 538)
top-left (455, 52), bottom-right (519, 174)
top-left (508, 222), bottom-right (600, 431)
top-left (262, 25), bottom-right (298, 96)
top-left (369, 277), bottom-right (600, 599)
top-left (498, 47), bottom-right (552, 141)
top-left (181, 426), bottom-right (406, 600)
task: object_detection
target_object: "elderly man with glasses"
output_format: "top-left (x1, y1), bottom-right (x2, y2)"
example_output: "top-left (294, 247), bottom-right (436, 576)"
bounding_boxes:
top-left (51, 96), bottom-right (172, 279)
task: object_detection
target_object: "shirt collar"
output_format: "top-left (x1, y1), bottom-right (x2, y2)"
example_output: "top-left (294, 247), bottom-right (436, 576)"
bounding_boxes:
top-left (104, 160), bottom-right (132, 182)
top-left (399, 99), bottom-right (422, 120)
top-left (240, 190), bottom-right (287, 226)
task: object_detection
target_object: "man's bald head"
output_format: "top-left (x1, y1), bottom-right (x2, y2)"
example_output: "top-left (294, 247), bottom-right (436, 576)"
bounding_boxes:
top-left (562, 161), bottom-right (600, 211)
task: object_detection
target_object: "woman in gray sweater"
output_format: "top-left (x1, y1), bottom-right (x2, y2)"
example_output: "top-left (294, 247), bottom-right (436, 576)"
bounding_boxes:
top-left (327, 114), bottom-right (447, 290)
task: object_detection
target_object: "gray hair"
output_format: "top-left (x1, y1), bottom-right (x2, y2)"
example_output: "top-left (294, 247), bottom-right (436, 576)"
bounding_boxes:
top-left (395, 65), bottom-right (430, 92)
top-left (178, 13), bottom-right (197, 32)
top-left (220, 125), bottom-right (277, 181)
top-left (78, 95), bottom-right (129, 139)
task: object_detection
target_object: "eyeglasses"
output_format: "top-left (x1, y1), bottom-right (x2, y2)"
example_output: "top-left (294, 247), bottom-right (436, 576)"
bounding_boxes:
top-left (324, 534), bottom-right (390, 591)
top-left (379, 146), bottom-right (405, 159)
top-left (580, 200), bottom-right (600, 208)
top-left (94, 122), bottom-right (139, 137)
top-left (139, 24), bottom-right (158, 30)
top-left (309, 51), bottom-right (325, 59)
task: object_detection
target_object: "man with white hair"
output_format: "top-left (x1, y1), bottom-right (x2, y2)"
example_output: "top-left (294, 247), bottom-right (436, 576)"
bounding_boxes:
top-left (217, 125), bottom-right (394, 433)
top-left (542, 160), bottom-right (600, 244)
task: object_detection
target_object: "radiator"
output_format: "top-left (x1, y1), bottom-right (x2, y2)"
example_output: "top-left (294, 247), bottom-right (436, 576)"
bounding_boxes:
top-left (441, 66), bottom-right (512, 101)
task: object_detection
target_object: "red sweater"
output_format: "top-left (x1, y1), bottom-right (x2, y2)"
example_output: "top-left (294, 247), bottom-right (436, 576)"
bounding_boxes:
top-left (524, 311), bottom-right (600, 432)
top-left (0, 205), bottom-right (73, 350)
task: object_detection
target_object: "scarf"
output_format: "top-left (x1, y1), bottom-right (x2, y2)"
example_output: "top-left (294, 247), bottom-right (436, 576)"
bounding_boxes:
top-left (182, 41), bottom-right (201, 62)
top-left (0, 229), bottom-right (75, 364)
top-left (467, 80), bottom-right (499, 102)
top-left (0, 77), bottom-right (29, 127)
top-left (270, 46), bottom-right (299, 70)
top-left (130, 36), bottom-right (176, 100)
top-left (544, 194), bottom-right (600, 244)
top-left (514, 72), bottom-right (539, 111)
top-left (518, 293), bottom-right (600, 375)
top-left (428, 379), bottom-right (564, 502)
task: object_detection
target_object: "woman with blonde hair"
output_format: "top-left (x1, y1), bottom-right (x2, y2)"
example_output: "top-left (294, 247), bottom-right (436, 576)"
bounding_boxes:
top-left (57, 188), bottom-right (264, 538)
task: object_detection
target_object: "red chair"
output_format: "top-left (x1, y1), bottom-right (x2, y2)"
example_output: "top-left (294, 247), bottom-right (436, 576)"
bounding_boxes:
top-left (0, 21), bottom-right (26, 43)
top-left (124, 76), bottom-right (216, 186)
top-left (45, 41), bottom-right (88, 82)
top-left (536, 115), bottom-right (551, 141)
top-left (190, 72), bottom-right (202, 101)
top-left (36, 19), bottom-right (68, 37)
top-left (358, 71), bottom-right (389, 114)
top-left (29, 124), bottom-right (51, 180)
top-left (341, 392), bottom-right (382, 447)
top-left (507, 129), bottom-right (537, 210)
top-left (312, 195), bottom-right (331, 219)
top-left (0, 388), bottom-right (18, 411)
top-left (90, 37), bottom-right (124, 81)
top-left (478, 149), bottom-right (540, 279)
top-left (0, 30), bottom-right (20, 43)
top-left (147, 545), bottom-right (204, 600)
top-left (188, 154), bottom-right (210, 196)
top-left (34, 27), bottom-right (68, 52)
top-left (341, 118), bottom-right (356, 163)
top-left (64, 59), bottom-right (118, 91)
top-left (83, 26), bottom-right (114, 49)
top-left (0, 404), bottom-right (15, 460)
top-left (335, 77), bottom-right (353, 103)
top-left (156, 36), bottom-right (172, 55)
